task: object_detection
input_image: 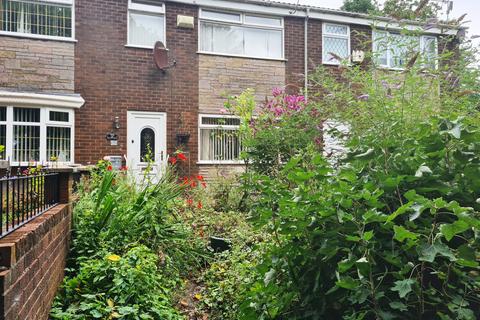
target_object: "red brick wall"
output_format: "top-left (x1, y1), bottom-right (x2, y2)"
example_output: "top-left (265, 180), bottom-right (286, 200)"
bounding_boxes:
top-left (74, 0), bottom-right (199, 174)
top-left (284, 17), bottom-right (305, 93)
top-left (0, 204), bottom-right (71, 320)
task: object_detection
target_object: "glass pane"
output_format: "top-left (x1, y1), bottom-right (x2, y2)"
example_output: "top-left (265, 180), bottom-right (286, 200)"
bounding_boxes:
top-left (0, 0), bottom-right (72, 37)
top-left (202, 10), bottom-right (241, 22)
top-left (325, 24), bottom-right (348, 35)
top-left (245, 15), bottom-right (282, 26)
top-left (422, 36), bottom-right (437, 68)
top-left (244, 28), bottom-right (282, 58)
top-left (47, 127), bottom-right (71, 162)
top-left (129, 12), bottom-right (164, 47)
top-left (200, 22), bottom-right (243, 55)
top-left (0, 125), bottom-right (5, 160)
top-left (49, 111), bottom-right (69, 122)
top-left (200, 128), bottom-right (241, 161)
top-left (373, 31), bottom-right (388, 66)
top-left (13, 125), bottom-right (40, 162)
top-left (13, 108), bottom-right (40, 123)
top-left (201, 117), bottom-right (240, 126)
top-left (389, 34), bottom-right (418, 68)
top-left (323, 36), bottom-right (349, 63)
top-left (140, 128), bottom-right (155, 162)
top-left (0, 107), bottom-right (6, 122)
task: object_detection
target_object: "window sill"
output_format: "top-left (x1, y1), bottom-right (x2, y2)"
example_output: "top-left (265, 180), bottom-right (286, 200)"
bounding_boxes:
top-left (197, 51), bottom-right (287, 62)
top-left (0, 31), bottom-right (76, 43)
top-left (197, 161), bottom-right (245, 165)
top-left (125, 44), bottom-right (155, 50)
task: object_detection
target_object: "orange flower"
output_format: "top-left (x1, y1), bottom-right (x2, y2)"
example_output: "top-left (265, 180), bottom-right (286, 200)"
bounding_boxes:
top-left (197, 201), bottom-right (203, 209)
top-left (190, 181), bottom-right (197, 188)
top-left (197, 175), bottom-right (204, 181)
top-left (168, 157), bottom-right (177, 165)
top-left (107, 165), bottom-right (113, 171)
top-left (186, 198), bottom-right (194, 206)
top-left (201, 181), bottom-right (207, 188)
top-left (177, 153), bottom-right (187, 162)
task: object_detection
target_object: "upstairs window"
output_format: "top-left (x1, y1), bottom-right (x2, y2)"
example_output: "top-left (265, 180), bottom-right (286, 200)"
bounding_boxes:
top-left (199, 115), bottom-right (243, 163)
top-left (322, 23), bottom-right (350, 65)
top-left (127, 0), bottom-right (165, 48)
top-left (373, 30), bottom-right (438, 69)
top-left (0, 0), bottom-right (73, 38)
top-left (199, 9), bottom-right (283, 59)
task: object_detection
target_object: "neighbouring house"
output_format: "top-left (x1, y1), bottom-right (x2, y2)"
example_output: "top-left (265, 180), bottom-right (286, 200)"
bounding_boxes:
top-left (0, 0), bottom-right (461, 178)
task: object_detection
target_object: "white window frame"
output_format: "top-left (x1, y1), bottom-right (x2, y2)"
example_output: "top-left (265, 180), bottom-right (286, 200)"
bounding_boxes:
top-left (322, 22), bottom-right (351, 65)
top-left (0, 106), bottom-right (74, 166)
top-left (126, 0), bottom-right (166, 49)
top-left (198, 114), bottom-right (243, 165)
top-left (0, 0), bottom-right (75, 42)
top-left (198, 8), bottom-right (285, 61)
top-left (373, 30), bottom-right (438, 70)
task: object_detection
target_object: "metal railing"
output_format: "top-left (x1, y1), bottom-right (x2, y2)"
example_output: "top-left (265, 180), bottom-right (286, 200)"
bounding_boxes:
top-left (0, 173), bottom-right (59, 238)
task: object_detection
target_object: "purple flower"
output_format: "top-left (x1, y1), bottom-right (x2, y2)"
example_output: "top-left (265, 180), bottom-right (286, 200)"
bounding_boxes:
top-left (272, 87), bottom-right (284, 97)
top-left (357, 94), bottom-right (370, 101)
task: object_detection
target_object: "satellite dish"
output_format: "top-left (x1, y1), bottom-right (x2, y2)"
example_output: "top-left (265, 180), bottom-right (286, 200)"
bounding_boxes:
top-left (153, 41), bottom-right (176, 71)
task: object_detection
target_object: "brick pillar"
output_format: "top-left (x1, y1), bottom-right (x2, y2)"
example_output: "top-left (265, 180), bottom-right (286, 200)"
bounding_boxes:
top-left (57, 172), bottom-right (73, 204)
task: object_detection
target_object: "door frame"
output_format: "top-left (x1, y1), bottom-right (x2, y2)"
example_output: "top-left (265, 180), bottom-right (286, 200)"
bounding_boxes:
top-left (127, 110), bottom-right (167, 168)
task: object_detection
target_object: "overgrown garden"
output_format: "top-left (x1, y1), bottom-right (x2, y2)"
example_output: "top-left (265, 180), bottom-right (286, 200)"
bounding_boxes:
top-left (51, 28), bottom-right (480, 319)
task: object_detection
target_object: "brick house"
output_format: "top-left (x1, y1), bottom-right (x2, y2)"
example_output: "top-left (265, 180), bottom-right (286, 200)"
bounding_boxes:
top-left (0, 0), bottom-right (460, 177)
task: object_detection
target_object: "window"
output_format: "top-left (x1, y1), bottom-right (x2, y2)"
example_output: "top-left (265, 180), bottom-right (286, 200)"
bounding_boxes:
top-left (199, 9), bottom-right (283, 59)
top-left (140, 127), bottom-right (155, 162)
top-left (199, 115), bottom-right (243, 163)
top-left (373, 30), bottom-right (438, 69)
top-left (322, 23), bottom-right (350, 65)
top-left (127, 0), bottom-right (165, 48)
top-left (0, 0), bottom-right (73, 38)
top-left (0, 106), bottom-right (74, 164)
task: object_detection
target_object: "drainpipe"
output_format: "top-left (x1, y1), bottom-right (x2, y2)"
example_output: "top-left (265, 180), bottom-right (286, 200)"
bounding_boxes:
top-left (304, 8), bottom-right (309, 99)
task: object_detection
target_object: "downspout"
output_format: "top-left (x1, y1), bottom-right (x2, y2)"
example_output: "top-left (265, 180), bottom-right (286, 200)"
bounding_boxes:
top-left (304, 8), bottom-right (309, 99)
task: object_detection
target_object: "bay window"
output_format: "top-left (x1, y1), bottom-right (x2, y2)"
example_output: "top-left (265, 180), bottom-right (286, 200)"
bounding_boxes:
top-left (199, 9), bottom-right (283, 59)
top-left (373, 30), bottom-right (438, 69)
top-left (127, 0), bottom-right (165, 48)
top-left (0, 0), bottom-right (73, 38)
top-left (0, 106), bottom-right (74, 164)
top-left (199, 115), bottom-right (243, 163)
top-left (322, 23), bottom-right (350, 64)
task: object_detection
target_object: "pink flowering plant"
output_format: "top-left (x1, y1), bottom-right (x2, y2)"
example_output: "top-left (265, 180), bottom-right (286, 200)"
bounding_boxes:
top-left (225, 87), bottom-right (322, 175)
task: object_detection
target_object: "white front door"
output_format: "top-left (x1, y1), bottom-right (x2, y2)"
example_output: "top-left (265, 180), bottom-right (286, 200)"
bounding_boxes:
top-left (127, 111), bottom-right (167, 179)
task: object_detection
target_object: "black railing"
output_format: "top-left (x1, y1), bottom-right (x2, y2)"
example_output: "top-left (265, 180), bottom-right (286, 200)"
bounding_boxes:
top-left (0, 173), bottom-right (59, 238)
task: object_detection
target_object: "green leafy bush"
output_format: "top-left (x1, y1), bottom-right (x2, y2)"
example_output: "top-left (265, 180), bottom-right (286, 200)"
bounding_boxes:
top-left (51, 246), bottom-right (182, 320)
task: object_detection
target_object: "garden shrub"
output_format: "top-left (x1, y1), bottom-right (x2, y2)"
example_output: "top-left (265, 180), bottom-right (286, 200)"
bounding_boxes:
top-left (51, 246), bottom-right (183, 320)
top-left (228, 32), bottom-right (480, 319)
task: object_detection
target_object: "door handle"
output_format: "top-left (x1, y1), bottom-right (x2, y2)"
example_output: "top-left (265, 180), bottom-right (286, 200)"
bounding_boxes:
top-left (131, 140), bottom-right (134, 143)
top-left (160, 151), bottom-right (164, 161)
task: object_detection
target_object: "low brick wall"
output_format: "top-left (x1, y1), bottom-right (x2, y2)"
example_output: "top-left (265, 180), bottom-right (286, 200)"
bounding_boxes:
top-left (0, 204), bottom-right (72, 320)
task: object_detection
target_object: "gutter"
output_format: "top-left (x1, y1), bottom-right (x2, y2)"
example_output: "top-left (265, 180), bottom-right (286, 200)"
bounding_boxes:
top-left (304, 7), bottom-right (309, 100)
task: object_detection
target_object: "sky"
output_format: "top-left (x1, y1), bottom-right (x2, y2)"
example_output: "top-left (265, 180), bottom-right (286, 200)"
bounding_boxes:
top-left (278, 0), bottom-right (480, 48)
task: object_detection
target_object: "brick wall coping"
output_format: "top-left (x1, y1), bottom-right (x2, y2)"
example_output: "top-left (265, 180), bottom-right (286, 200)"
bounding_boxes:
top-left (0, 204), bottom-right (71, 269)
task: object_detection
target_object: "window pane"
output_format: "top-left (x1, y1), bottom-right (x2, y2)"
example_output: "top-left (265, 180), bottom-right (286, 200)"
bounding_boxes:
top-left (14, 108), bottom-right (40, 123)
top-left (129, 12), bottom-right (164, 47)
top-left (13, 125), bottom-right (40, 162)
top-left (140, 128), bottom-right (155, 162)
top-left (200, 22), bottom-right (243, 55)
top-left (373, 31), bottom-right (388, 66)
top-left (245, 15), bottom-right (281, 26)
top-left (0, 107), bottom-right (6, 122)
top-left (0, 125), bottom-right (5, 160)
top-left (49, 111), bottom-right (69, 122)
top-left (389, 34), bottom-right (418, 68)
top-left (323, 36), bottom-right (349, 63)
top-left (244, 28), bottom-right (282, 58)
top-left (0, 0), bottom-right (72, 37)
top-left (200, 128), bottom-right (241, 161)
top-left (422, 36), bottom-right (437, 68)
top-left (47, 127), bottom-right (71, 162)
top-left (325, 24), bottom-right (348, 35)
top-left (202, 10), bottom-right (241, 22)
top-left (201, 117), bottom-right (240, 126)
